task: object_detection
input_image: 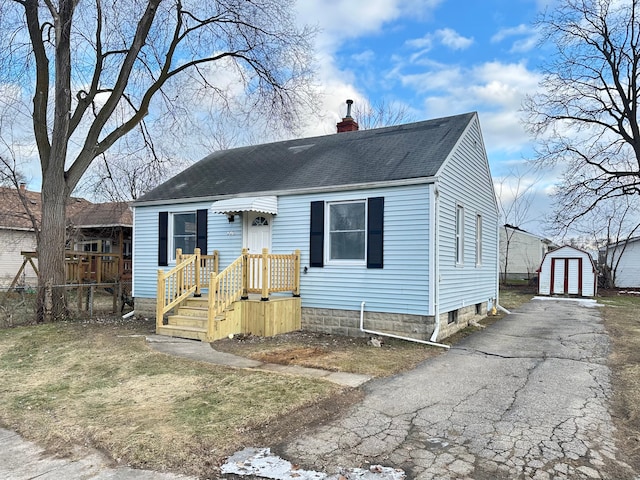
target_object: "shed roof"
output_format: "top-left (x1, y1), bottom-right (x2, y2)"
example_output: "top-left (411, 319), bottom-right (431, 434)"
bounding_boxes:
top-left (135, 112), bottom-right (476, 204)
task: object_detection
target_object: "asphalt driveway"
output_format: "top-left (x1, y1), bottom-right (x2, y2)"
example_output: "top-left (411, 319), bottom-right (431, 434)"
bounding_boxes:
top-left (279, 298), bottom-right (638, 479)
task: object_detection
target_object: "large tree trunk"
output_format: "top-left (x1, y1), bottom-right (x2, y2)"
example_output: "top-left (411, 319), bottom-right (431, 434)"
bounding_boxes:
top-left (37, 174), bottom-right (68, 322)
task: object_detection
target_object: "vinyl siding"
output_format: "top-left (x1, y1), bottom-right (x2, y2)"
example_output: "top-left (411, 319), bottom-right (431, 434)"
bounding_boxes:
top-left (133, 184), bottom-right (432, 314)
top-left (132, 201), bottom-right (243, 298)
top-left (436, 116), bottom-right (499, 313)
top-left (0, 229), bottom-right (38, 287)
top-left (499, 227), bottom-right (548, 278)
top-left (273, 185), bottom-right (431, 315)
top-left (604, 240), bottom-right (640, 288)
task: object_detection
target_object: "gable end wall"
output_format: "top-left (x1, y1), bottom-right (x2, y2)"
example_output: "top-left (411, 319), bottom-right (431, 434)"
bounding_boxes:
top-left (436, 115), bottom-right (499, 314)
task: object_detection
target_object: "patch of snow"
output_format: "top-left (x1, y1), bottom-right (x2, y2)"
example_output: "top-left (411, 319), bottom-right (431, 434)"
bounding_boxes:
top-left (220, 448), bottom-right (406, 480)
top-left (532, 297), bottom-right (603, 307)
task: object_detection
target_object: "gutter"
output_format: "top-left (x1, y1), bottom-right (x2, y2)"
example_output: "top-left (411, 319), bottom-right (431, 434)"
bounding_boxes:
top-left (131, 176), bottom-right (439, 207)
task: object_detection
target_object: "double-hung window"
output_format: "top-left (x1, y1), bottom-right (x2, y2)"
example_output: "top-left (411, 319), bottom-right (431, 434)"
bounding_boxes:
top-left (171, 212), bottom-right (196, 259)
top-left (455, 204), bottom-right (464, 265)
top-left (158, 209), bottom-right (208, 266)
top-left (475, 214), bottom-right (482, 266)
top-left (327, 200), bottom-right (366, 263)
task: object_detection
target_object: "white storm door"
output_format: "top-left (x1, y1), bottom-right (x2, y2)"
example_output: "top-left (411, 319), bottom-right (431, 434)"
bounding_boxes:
top-left (246, 213), bottom-right (272, 290)
top-left (246, 213), bottom-right (272, 253)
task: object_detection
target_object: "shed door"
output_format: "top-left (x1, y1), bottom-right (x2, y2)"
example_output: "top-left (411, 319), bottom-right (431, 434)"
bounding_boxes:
top-left (552, 258), bottom-right (566, 294)
top-left (551, 257), bottom-right (583, 295)
top-left (567, 258), bottom-right (581, 294)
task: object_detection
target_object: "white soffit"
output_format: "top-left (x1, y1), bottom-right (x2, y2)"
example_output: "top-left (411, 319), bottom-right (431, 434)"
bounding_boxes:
top-left (211, 196), bottom-right (278, 215)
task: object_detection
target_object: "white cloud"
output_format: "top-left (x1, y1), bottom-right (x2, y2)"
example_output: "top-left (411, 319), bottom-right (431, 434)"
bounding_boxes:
top-left (351, 50), bottom-right (376, 64)
top-left (436, 28), bottom-right (474, 50)
top-left (406, 28), bottom-right (473, 52)
top-left (491, 24), bottom-right (539, 53)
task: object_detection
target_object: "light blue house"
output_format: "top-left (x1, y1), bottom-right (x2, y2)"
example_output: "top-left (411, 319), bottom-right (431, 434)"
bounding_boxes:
top-left (132, 109), bottom-right (499, 342)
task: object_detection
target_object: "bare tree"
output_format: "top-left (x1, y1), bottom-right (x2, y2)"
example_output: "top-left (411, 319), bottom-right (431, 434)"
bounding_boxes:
top-left (352, 99), bottom-right (414, 130)
top-left (523, 0), bottom-right (640, 232)
top-left (0, 0), bottom-right (316, 321)
top-left (495, 164), bottom-right (543, 284)
top-left (569, 197), bottom-right (640, 288)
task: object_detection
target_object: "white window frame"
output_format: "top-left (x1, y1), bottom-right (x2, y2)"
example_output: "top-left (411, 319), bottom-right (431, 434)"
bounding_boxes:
top-left (475, 213), bottom-right (482, 266)
top-left (325, 199), bottom-right (367, 265)
top-left (455, 204), bottom-right (464, 265)
top-left (169, 211), bottom-right (197, 262)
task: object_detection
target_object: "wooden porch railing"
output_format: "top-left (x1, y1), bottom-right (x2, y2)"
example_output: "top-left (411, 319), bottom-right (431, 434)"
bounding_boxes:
top-left (246, 248), bottom-right (301, 299)
top-left (207, 254), bottom-right (245, 339)
top-left (156, 249), bottom-right (219, 328)
top-left (157, 248), bottom-right (300, 335)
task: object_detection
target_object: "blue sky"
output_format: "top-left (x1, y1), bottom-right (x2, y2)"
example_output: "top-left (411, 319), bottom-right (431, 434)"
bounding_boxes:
top-left (0, 0), bottom-right (556, 236)
top-left (296, 0), bottom-right (555, 235)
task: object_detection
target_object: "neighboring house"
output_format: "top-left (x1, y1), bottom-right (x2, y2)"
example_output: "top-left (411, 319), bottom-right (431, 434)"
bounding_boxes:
top-left (0, 185), bottom-right (132, 287)
top-left (537, 245), bottom-right (597, 297)
top-left (132, 110), bottom-right (500, 341)
top-left (500, 224), bottom-right (555, 282)
top-left (599, 237), bottom-right (640, 288)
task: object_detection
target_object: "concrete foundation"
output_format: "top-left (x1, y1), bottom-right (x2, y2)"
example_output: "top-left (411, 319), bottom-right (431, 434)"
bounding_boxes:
top-left (137, 297), bottom-right (489, 342)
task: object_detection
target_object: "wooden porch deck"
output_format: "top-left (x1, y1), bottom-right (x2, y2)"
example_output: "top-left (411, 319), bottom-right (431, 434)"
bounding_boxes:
top-left (157, 294), bottom-right (301, 342)
top-left (156, 248), bottom-right (301, 342)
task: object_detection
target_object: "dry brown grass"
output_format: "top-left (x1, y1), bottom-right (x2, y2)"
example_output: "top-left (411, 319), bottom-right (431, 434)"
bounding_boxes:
top-left (0, 317), bottom-right (339, 478)
top-left (214, 331), bottom-right (441, 377)
top-left (599, 292), bottom-right (640, 471)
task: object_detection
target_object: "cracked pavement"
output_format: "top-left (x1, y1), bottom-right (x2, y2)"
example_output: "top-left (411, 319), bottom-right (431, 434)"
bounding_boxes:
top-left (279, 299), bottom-right (638, 479)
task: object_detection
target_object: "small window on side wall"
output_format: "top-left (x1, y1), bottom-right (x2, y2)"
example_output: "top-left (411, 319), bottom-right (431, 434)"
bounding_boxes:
top-left (455, 204), bottom-right (464, 265)
top-left (475, 214), bottom-right (482, 266)
top-left (448, 310), bottom-right (458, 324)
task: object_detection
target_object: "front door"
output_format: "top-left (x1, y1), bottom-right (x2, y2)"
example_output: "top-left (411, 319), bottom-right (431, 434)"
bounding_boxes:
top-left (246, 213), bottom-right (272, 253)
top-left (246, 213), bottom-right (272, 290)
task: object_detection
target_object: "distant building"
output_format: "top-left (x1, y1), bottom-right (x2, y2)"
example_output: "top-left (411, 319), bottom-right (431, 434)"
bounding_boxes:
top-left (500, 224), bottom-right (555, 282)
top-left (0, 185), bottom-right (132, 287)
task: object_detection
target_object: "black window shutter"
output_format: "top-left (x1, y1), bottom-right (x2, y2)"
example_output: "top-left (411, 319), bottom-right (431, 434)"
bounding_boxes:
top-left (158, 211), bottom-right (168, 266)
top-left (196, 209), bottom-right (207, 255)
top-left (309, 201), bottom-right (324, 267)
top-left (367, 197), bottom-right (384, 269)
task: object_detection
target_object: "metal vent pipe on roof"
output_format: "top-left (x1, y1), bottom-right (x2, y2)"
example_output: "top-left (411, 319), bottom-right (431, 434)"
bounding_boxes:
top-left (345, 99), bottom-right (353, 118)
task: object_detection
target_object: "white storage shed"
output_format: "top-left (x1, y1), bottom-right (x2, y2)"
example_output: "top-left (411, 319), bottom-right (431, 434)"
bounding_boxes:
top-left (537, 246), bottom-right (597, 297)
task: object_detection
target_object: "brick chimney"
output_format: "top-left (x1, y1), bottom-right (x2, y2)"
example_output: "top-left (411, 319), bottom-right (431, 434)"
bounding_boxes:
top-left (337, 99), bottom-right (359, 133)
top-left (19, 182), bottom-right (26, 193)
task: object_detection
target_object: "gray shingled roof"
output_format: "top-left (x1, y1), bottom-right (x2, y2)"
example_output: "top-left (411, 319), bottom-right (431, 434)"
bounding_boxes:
top-left (136, 112), bottom-right (475, 204)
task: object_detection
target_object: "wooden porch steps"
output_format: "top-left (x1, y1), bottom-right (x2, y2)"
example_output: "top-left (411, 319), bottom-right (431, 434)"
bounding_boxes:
top-left (157, 324), bottom-right (208, 342)
top-left (162, 295), bottom-right (237, 341)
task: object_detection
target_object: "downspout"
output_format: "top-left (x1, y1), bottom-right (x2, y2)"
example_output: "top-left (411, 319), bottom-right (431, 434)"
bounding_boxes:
top-left (430, 184), bottom-right (442, 342)
top-left (495, 220), bottom-right (511, 315)
top-left (360, 301), bottom-right (450, 349)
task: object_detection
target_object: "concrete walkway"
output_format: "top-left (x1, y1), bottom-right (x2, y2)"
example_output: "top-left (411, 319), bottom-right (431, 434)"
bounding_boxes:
top-left (146, 334), bottom-right (373, 388)
top-left (280, 299), bottom-right (638, 479)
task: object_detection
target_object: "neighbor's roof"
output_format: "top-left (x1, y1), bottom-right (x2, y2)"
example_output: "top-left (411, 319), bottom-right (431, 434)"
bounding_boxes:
top-left (0, 186), bottom-right (92, 231)
top-left (68, 201), bottom-right (132, 228)
top-left (136, 112), bottom-right (477, 204)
